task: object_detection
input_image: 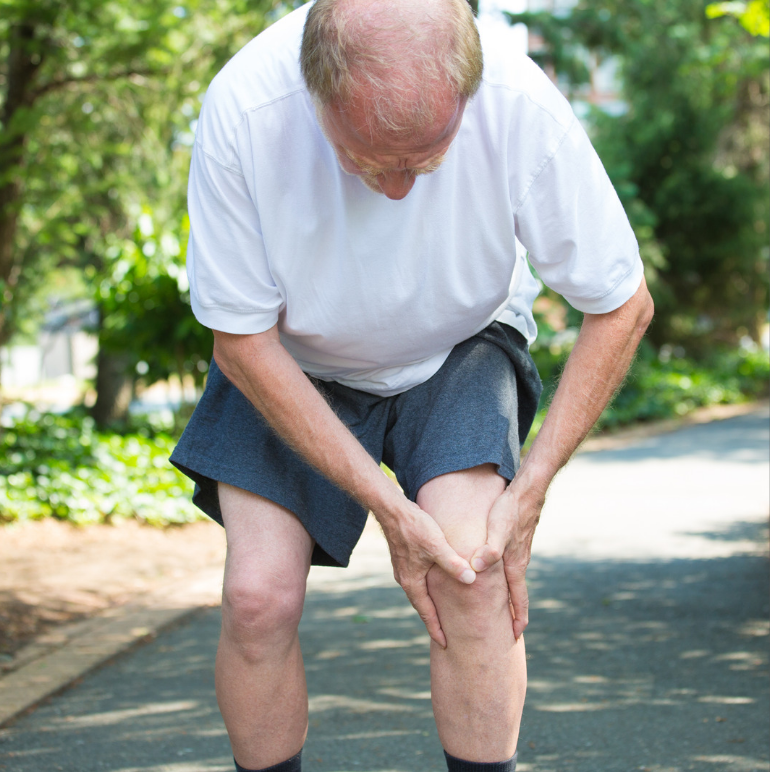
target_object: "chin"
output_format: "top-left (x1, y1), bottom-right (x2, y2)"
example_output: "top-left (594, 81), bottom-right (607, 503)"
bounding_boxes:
top-left (360, 176), bottom-right (384, 194)
top-left (337, 160), bottom-right (383, 194)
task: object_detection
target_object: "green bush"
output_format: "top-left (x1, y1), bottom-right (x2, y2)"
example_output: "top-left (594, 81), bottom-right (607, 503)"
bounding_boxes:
top-left (0, 409), bottom-right (202, 526)
top-left (528, 341), bottom-right (769, 448)
top-left (2, 342), bottom-right (767, 525)
top-left (598, 346), bottom-right (769, 429)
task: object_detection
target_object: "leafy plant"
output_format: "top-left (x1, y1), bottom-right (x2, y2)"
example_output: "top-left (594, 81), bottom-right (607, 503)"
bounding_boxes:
top-left (525, 340), bottom-right (769, 452)
top-left (96, 211), bottom-right (213, 391)
top-left (0, 408), bottom-right (202, 525)
top-left (0, 0), bottom-right (279, 371)
top-left (508, 0), bottom-right (770, 352)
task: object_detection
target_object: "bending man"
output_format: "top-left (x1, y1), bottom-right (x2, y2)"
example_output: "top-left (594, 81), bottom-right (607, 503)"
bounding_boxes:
top-left (171, 1), bottom-right (654, 770)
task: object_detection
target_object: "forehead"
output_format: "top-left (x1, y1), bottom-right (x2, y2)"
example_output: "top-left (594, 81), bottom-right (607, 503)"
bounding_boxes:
top-left (321, 98), bottom-right (465, 165)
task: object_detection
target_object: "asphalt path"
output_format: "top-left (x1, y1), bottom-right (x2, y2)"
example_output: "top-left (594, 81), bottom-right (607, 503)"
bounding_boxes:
top-left (1, 410), bottom-right (768, 772)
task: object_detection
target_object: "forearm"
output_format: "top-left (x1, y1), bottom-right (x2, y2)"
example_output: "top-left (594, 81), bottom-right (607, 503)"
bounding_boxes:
top-left (517, 278), bottom-right (654, 498)
top-left (213, 326), bottom-right (403, 520)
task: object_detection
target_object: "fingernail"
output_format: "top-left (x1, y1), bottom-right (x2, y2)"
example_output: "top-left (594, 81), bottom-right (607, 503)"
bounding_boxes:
top-left (471, 557), bottom-right (485, 571)
top-left (460, 569), bottom-right (476, 584)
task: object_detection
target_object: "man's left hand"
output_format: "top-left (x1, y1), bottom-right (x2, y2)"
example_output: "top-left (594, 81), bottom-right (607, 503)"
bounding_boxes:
top-left (468, 475), bottom-right (546, 641)
top-left (466, 279), bottom-right (655, 640)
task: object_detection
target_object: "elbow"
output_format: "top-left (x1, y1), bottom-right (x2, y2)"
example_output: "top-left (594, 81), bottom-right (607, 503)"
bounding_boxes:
top-left (637, 286), bottom-right (655, 337)
top-left (622, 277), bottom-right (654, 342)
top-left (212, 325), bottom-right (280, 388)
top-left (212, 330), bottom-right (243, 385)
top-left (635, 287), bottom-right (654, 337)
top-left (212, 330), bottom-right (228, 371)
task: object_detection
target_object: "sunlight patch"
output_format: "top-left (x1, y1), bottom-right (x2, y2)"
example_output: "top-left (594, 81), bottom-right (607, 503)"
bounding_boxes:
top-left (534, 701), bottom-right (610, 712)
top-left (308, 694), bottom-right (414, 714)
top-left (692, 755), bottom-right (770, 771)
top-left (53, 700), bottom-right (199, 727)
top-left (698, 696), bottom-right (755, 705)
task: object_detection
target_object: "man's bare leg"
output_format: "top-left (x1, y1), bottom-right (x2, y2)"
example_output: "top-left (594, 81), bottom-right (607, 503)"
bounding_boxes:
top-left (420, 465), bottom-right (526, 762)
top-left (216, 483), bottom-right (314, 769)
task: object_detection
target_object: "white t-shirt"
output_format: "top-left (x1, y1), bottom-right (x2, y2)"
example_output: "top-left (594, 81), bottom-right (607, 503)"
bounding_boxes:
top-left (187, 4), bottom-right (643, 396)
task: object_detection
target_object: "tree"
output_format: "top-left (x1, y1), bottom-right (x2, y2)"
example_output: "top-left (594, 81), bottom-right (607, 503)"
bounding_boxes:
top-left (95, 211), bottom-right (213, 405)
top-left (0, 0), bottom-right (278, 415)
top-left (707, 0), bottom-right (770, 36)
top-left (508, 0), bottom-right (769, 351)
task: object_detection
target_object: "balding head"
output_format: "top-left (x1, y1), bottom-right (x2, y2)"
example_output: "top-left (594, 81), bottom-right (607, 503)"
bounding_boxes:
top-left (300, 0), bottom-right (482, 141)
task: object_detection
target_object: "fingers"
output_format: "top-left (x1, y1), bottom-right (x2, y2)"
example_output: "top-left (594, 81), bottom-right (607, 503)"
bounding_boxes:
top-left (403, 577), bottom-right (447, 648)
top-left (431, 539), bottom-right (476, 585)
top-left (506, 565), bottom-right (529, 641)
top-left (469, 498), bottom-right (509, 572)
top-left (417, 514), bottom-right (476, 584)
top-left (383, 505), bottom-right (477, 647)
top-left (470, 541), bottom-right (503, 573)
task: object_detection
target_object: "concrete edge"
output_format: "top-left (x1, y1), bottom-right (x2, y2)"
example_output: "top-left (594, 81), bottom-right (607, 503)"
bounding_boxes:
top-left (0, 567), bottom-right (223, 728)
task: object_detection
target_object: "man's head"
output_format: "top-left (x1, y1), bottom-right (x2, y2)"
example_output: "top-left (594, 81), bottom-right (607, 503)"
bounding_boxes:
top-left (300, 0), bottom-right (483, 199)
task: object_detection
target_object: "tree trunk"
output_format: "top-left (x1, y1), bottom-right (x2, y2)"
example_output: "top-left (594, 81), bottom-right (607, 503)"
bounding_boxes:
top-left (0, 22), bottom-right (44, 348)
top-left (92, 346), bottom-right (133, 427)
top-left (0, 353), bottom-right (5, 424)
top-left (0, 179), bottom-right (21, 351)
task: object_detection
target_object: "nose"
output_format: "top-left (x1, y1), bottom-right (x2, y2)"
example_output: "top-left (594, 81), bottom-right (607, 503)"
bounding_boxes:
top-left (378, 170), bottom-right (416, 200)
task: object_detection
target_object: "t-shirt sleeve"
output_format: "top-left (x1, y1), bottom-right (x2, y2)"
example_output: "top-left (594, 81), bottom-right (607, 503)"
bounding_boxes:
top-left (186, 141), bottom-right (284, 334)
top-left (514, 117), bottom-right (644, 314)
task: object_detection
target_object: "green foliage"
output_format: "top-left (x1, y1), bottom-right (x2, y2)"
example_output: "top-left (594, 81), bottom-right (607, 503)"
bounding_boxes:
top-left (508, 0), bottom-right (770, 352)
top-left (96, 211), bottom-right (213, 387)
top-left (706, 1), bottom-right (770, 36)
top-left (599, 343), bottom-right (769, 428)
top-left (0, 409), bottom-right (202, 526)
top-left (527, 339), bottom-right (769, 450)
top-left (1, 0), bottom-right (278, 366)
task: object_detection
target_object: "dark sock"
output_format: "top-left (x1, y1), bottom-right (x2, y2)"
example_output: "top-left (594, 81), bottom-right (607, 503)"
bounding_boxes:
top-left (444, 750), bottom-right (517, 772)
top-left (234, 749), bottom-right (302, 772)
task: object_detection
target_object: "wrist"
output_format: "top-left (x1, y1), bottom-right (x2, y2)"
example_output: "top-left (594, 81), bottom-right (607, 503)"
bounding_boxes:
top-left (510, 458), bottom-right (552, 506)
top-left (359, 467), bottom-right (409, 525)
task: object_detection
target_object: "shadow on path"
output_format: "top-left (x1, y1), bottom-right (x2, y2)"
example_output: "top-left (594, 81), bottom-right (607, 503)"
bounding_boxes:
top-left (0, 548), bottom-right (767, 772)
top-left (582, 413), bottom-right (769, 465)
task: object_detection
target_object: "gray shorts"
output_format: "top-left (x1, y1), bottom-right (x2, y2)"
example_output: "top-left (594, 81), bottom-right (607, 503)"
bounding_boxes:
top-left (170, 322), bottom-right (542, 567)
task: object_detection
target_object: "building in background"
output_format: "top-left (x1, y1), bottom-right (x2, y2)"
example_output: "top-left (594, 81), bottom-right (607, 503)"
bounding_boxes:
top-left (479, 0), bottom-right (625, 118)
top-left (477, 0), bottom-right (529, 54)
top-left (0, 302), bottom-right (98, 392)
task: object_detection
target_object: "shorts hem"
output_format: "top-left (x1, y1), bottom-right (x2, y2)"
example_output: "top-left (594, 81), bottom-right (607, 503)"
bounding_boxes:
top-left (170, 452), bottom-right (363, 568)
top-left (405, 456), bottom-right (517, 502)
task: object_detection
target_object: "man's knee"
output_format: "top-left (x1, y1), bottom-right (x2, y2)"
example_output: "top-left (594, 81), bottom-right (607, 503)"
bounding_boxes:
top-left (427, 549), bottom-right (510, 642)
top-left (221, 571), bottom-right (305, 660)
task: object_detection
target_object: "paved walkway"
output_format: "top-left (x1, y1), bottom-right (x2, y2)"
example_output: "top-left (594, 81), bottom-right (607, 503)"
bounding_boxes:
top-left (0, 410), bottom-right (768, 772)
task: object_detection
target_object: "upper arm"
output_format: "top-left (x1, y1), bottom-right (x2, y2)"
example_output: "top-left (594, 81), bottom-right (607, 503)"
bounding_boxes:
top-left (583, 275), bottom-right (654, 329)
top-left (187, 143), bottom-right (284, 335)
top-left (514, 119), bottom-right (644, 317)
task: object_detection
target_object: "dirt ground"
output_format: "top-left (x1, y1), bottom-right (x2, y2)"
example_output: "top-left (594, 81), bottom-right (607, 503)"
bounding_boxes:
top-left (0, 518), bottom-right (227, 662)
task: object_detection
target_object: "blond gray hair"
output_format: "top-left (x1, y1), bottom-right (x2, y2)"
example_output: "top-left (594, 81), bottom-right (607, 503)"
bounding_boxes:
top-left (300, 0), bottom-right (483, 137)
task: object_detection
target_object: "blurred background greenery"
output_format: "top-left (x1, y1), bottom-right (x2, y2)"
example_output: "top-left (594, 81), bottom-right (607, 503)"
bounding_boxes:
top-left (0, 0), bottom-right (768, 526)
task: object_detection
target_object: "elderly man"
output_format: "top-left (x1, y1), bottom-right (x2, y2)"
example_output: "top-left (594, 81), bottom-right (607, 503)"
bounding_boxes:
top-left (171, 0), bottom-right (654, 770)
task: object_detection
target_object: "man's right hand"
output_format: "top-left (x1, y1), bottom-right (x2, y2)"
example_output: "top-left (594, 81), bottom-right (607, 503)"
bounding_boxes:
top-left (376, 501), bottom-right (476, 648)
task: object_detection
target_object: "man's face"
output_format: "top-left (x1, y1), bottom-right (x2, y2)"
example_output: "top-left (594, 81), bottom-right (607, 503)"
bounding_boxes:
top-left (319, 98), bottom-right (466, 201)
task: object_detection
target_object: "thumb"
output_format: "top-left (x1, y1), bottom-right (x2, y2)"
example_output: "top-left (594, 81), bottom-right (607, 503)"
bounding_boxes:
top-left (470, 506), bottom-right (508, 573)
top-left (431, 535), bottom-right (476, 585)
